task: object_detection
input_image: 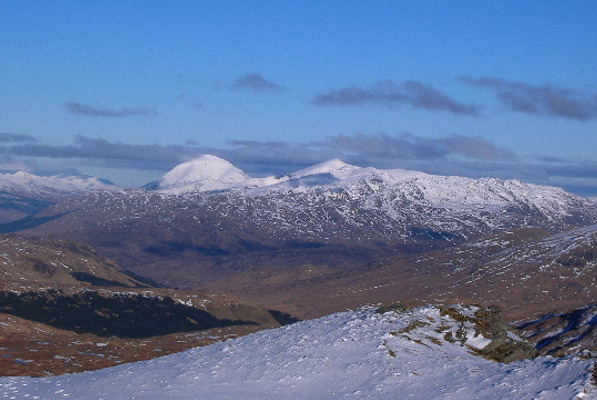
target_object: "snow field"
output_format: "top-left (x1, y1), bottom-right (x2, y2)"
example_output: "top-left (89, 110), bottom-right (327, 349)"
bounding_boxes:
top-left (0, 305), bottom-right (594, 399)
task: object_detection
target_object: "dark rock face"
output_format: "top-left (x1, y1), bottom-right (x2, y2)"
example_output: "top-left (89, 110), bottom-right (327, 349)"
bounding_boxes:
top-left (519, 303), bottom-right (597, 356)
top-left (438, 305), bottom-right (537, 363)
top-left (378, 304), bottom-right (538, 363)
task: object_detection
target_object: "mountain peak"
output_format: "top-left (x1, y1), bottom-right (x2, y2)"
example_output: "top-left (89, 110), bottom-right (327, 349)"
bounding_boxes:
top-left (12, 170), bottom-right (35, 178)
top-left (158, 155), bottom-right (250, 191)
top-left (292, 159), bottom-right (358, 178)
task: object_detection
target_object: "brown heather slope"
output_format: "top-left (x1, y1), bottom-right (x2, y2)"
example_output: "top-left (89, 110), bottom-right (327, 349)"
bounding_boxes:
top-left (0, 234), bottom-right (147, 290)
top-left (0, 311), bottom-right (267, 377)
top-left (0, 235), bottom-right (295, 377)
top-left (203, 226), bottom-right (597, 323)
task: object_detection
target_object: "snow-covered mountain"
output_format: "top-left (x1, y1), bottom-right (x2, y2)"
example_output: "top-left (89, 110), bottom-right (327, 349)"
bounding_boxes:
top-left (0, 171), bottom-right (114, 198)
top-left (1, 304), bottom-right (594, 399)
top-left (0, 171), bottom-right (116, 223)
top-left (150, 155), bottom-right (592, 226)
top-left (5, 156), bottom-right (594, 230)
top-left (155, 155), bottom-right (593, 236)
top-left (149, 155), bottom-right (251, 193)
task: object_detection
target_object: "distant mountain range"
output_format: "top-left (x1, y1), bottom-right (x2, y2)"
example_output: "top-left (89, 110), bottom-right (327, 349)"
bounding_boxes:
top-left (16, 155), bottom-right (597, 242)
top-left (0, 171), bottom-right (115, 223)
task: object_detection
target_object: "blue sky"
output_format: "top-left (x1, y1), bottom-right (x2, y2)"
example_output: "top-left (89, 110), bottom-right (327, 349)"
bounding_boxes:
top-left (2, 2), bottom-right (597, 195)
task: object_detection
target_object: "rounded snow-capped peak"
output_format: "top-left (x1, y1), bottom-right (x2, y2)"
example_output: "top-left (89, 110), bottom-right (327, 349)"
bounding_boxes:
top-left (292, 159), bottom-right (359, 178)
top-left (158, 155), bottom-right (250, 191)
top-left (12, 171), bottom-right (36, 179)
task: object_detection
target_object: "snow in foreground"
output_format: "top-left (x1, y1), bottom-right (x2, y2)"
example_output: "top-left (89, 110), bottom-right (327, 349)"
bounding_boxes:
top-left (0, 306), bottom-right (594, 400)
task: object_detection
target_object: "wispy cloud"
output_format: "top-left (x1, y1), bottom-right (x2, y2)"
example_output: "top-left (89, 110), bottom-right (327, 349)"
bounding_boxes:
top-left (313, 80), bottom-right (479, 115)
top-left (440, 135), bottom-right (518, 162)
top-left (536, 155), bottom-right (567, 164)
top-left (225, 140), bottom-right (337, 174)
top-left (10, 136), bottom-right (196, 165)
top-left (232, 73), bottom-right (283, 92)
top-left (541, 163), bottom-right (597, 196)
top-left (65, 102), bottom-right (157, 118)
top-left (0, 133), bottom-right (37, 143)
top-left (324, 133), bottom-right (517, 162)
top-left (461, 77), bottom-right (597, 121)
top-left (224, 133), bottom-right (521, 181)
top-left (7, 133), bottom-right (515, 168)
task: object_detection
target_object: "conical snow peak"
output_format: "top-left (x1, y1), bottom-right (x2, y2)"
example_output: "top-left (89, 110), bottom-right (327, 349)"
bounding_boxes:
top-left (158, 155), bottom-right (250, 191)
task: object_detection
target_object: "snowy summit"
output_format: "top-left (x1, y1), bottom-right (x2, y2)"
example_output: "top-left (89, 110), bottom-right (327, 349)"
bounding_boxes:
top-left (291, 158), bottom-right (359, 179)
top-left (156, 155), bottom-right (250, 193)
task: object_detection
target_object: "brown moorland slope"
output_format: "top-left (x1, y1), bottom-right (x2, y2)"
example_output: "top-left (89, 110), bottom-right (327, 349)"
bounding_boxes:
top-left (0, 235), bottom-right (295, 376)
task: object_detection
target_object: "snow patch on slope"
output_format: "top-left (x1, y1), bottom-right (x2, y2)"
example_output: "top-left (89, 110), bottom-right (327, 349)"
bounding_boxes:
top-left (1, 305), bottom-right (593, 399)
